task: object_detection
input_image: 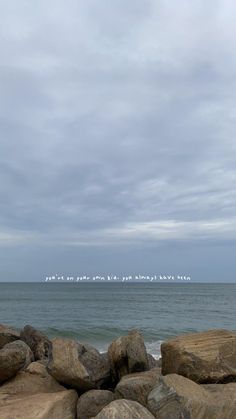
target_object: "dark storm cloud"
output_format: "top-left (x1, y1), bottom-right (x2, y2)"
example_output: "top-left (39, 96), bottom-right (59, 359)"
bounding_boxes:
top-left (0, 1), bottom-right (236, 280)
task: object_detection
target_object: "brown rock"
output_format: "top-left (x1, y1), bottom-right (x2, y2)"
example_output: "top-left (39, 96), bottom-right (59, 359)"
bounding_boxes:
top-left (94, 399), bottom-right (155, 419)
top-left (77, 390), bottom-right (116, 419)
top-left (108, 330), bottom-right (149, 381)
top-left (20, 325), bottom-right (52, 361)
top-left (47, 338), bottom-right (111, 391)
top-left (0, 324), bottom-right (20, 349)
top-left (115, 368), bottom-right (161, 407)
top-left (147, 373), bottom-right (236, 419)
top-left (161, 329), bottom-right (236, 383)
top-left (0, 390), bottom-right (78, 419)
top-left (0, 340), bottom-right (33, 384)
top-left (0, 361), bottom-right (65, 395)
top-left (0, 361), bottom-right (78, 418)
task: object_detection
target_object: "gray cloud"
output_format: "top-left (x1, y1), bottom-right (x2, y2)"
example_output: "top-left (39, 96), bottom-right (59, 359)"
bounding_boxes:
top-left (0, 0), bottom-right (236, 280)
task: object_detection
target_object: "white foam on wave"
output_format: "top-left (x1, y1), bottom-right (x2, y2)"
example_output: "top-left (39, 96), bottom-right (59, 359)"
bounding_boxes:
top-left (145, 341), bottom-right (163, 359)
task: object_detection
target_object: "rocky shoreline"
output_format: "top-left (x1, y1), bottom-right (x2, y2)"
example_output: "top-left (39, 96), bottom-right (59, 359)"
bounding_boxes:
top-left (0, 324), bottom-right (236, 418)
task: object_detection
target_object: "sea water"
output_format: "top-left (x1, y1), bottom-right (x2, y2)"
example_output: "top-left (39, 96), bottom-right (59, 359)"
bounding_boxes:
top-left (0, 282), bottom-right (235, 358)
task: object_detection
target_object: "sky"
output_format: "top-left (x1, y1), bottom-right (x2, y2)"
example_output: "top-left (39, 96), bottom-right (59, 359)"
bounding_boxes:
top-left (0, 0), bottom-right (235, 282)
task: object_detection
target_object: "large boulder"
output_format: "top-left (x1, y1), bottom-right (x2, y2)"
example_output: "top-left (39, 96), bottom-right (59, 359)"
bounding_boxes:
top-left (77, 389), bottom-right (116, 419)
top-left (115, 368), bottom-right (161, 407)
top-left (47, 338), bottom-right (111, 391)
top-left (0, 324), bottom-right (20, 349)
top-left (147, 373), bottom-right (236, 419)
top-left (20, 325), bottom-right (52, 361)
top-left (0, 390), bottom-right (78, 419)
top-left (0, 361), bottom-right (78, 418)
top-left (80, 348), bottom-right (112, 389)
top-left (108, 330), bottom-right (149, 381)
top-left (161, 329), bottom-right (236, 383)
top-left (0, 362), bottom-right (65, 395)
top-left (0, 340), bottom-right (33, 384)
top-left (94, 399), bottom-right (155, 419)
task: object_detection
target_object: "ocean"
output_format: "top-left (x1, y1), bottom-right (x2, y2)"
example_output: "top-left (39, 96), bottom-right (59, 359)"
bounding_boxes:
top-left (0, 282), bottom-right (235, 358)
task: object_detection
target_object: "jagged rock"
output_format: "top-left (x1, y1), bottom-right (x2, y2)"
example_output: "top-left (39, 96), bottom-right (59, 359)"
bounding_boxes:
top-left (0, 390), bottom-right (78, 419)
top-left (0, 340), bottom-right (33, 384)
top-left (0, 324), bottom-right (20, 349)
top-left (161, 329), bottom-right (236, 383)
top-left (94, 399), bottom-right (155, 418)
top-left (147, 373), bottom-right (236, 419)
top-left (20, 325), bottom-right (52, 361)
top-left (108, 330), bottom-right (149, 381)
top-left (115, 368), bottom-right (161, 407)
top-left (77, 389), bottom-right (116, 419)
top-left (47, 338), bottom-right (111, 391)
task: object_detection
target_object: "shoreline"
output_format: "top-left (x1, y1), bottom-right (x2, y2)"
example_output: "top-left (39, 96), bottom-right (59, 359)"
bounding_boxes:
top-left (1, 324), bottom-right (236, 418)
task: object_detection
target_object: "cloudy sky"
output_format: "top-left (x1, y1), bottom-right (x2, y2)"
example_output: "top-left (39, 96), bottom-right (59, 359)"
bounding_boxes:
top-left (0, 0), bottom-right (235, 281)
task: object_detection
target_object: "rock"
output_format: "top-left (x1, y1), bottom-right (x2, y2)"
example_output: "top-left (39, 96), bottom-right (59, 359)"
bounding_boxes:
top-left (148, 373), bottom-right (236, 418)
top-left (77, 390), bottom-right (116, 419)
top-left (0, 390), bottom-right (78, 419)
top-left (147, 354), bottom-right (158, 369)
top-left (94, 399), bottom-right (156, 419)
top-left (0, 340), bottom-right (33, 384)
top-left (79, 349), bottom-right (112, 389)
top-left (0, 361), bottom-right (65, 395)
top-left (161, 329), bottom-right (236, 383)
top-left (0, 324), bottom-right (20, 349)
top-left (115, 368), bottom-right (161, 407)
top-left (48, 338), bottom-right (111, 391)
top-left (0, 361), bottom-right (78, 418)
top-left (108, 330), bottom-right (149, 381)
top-left (20, 325), bottom-right (52, 361)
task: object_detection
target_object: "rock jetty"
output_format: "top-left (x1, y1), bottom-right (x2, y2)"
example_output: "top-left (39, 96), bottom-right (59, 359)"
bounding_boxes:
top-left (0, 323), bottom-right (236, 418)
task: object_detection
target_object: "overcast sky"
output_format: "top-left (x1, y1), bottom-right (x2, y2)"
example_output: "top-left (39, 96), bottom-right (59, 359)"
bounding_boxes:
top-left (0, 0), bottom-right (235, 282)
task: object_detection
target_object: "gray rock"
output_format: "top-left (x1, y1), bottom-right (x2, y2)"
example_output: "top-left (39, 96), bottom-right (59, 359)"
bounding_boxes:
top-left (77, 390), bottom-right (116, 419)
top-left (0, 324), bottom-right (20, 349)
top-left (0, 340), bottom-right (34, 384)
top-left (20, 325), bottom-right (52, 361)
top-left (94, 399), bottom-right (155, 419)
top-left (147, 373), bottom-right (236, 419)
top-left (147, 354), bottom-right (159, 369)
top-left (115, 368), bottom-right (161, 407)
